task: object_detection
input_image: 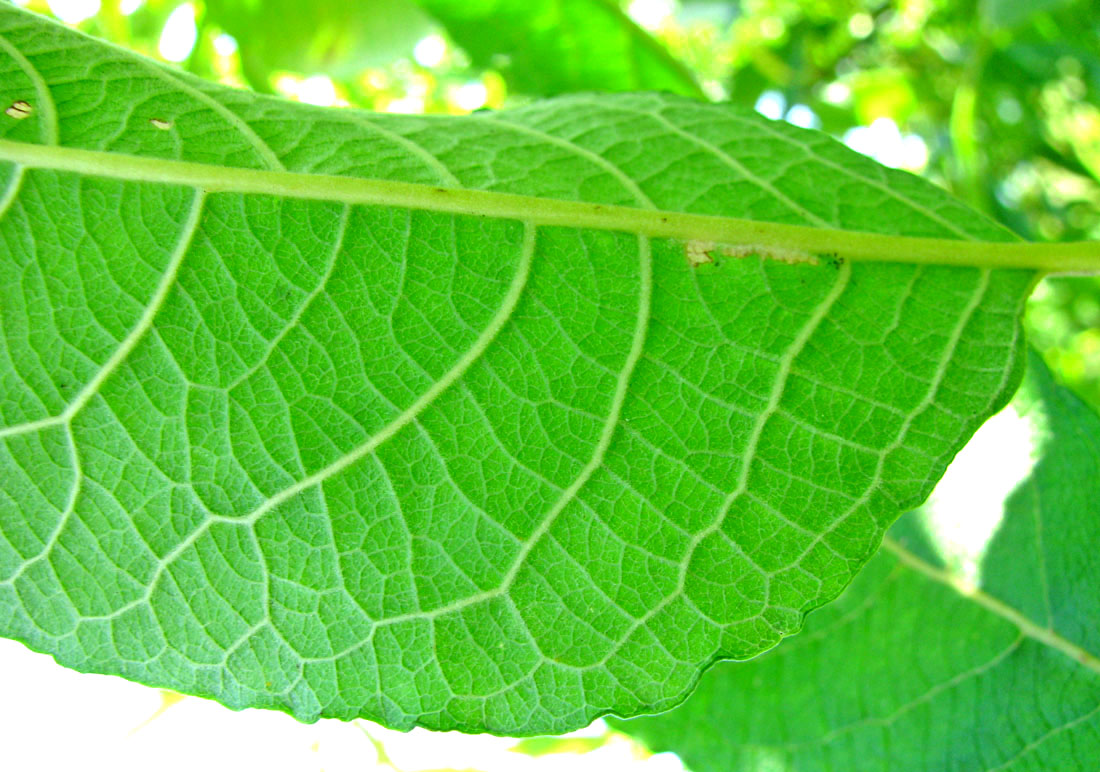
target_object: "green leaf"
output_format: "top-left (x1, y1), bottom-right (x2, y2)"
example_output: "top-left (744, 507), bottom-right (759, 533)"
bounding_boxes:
top-left (614, 351), bottom-right (1100, 770)
top-left (981, 0), bottom-right (1076, 30)
top-left (205, 0), bottom-right (433, 81)
top-left (412, 0), bottom-right (703, 96)
top-left (0, 7), bottom-right (1038, 735)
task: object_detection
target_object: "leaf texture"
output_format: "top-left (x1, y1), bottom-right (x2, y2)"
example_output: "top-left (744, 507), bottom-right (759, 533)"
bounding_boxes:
top-left (615, 352), bottom-right (1100, 771)
top-left (0, 7), bottom-right (1032, 734)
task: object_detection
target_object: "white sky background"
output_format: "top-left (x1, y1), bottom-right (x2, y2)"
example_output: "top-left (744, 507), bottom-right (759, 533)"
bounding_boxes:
top-left (0, 639), bottom-right (686, 772)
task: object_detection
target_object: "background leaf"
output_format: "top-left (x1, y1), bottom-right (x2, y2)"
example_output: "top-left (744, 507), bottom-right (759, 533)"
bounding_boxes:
top-left (411, 0), bottom-right (703, 96)
top-left (204, 0), bottom-right (433, 89)
top-left (615, 351), bottom-right (1100, 771)
top-left (0, 7), bottom-right (1033, 735)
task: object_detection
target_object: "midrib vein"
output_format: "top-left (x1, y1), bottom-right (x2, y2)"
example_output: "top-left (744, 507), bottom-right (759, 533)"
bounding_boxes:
top-left (2, 139), bottom-right (1098, 273)
top-left (882, 536), bottom-right (1100, 675)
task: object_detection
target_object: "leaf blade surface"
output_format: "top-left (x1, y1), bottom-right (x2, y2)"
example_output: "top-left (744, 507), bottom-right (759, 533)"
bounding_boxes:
top-left (0, 7), bottom-right (1032, 734)
top-left (615, 352), bottom-right (1100, 770)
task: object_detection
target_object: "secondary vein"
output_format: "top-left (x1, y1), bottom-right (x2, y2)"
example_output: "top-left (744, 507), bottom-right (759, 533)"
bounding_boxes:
top-left (882, 536), bottom-right (1100, 675)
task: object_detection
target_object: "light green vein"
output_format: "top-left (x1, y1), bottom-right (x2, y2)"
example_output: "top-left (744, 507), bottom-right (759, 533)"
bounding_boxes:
top-left (984, 700), bottom-right (1100, 772)
top-left (777, 633), bottom-right (1025, 751)
top-left (0, 139), bottom-right (1096, 273)
top-left (882, 537), bottom-right (1100, 675)
top-left (0, 32), bottom-right (59, 145)
top-left (368, 120), bottom-right (662, 625)
top-left (0, 164), bottom-right (23, 219)
top-left (617, 103), bottom-right (833, 228)
top-left (342, 114), bottom-right (461, 186)
top-left (788, 268), bottom-right (995, 569)
top-left (138, 61), bottom-right (283, 172)
top-left (0, 190), bottom-right (206, 439)
top-left (0, 423), bottom-right (79, 585)
top-left (224, 204), bottom-right (351, 392)
top-left (233, 220), bottom-right (538, 526)
top-left (588, 261), bottom-right (854, 657)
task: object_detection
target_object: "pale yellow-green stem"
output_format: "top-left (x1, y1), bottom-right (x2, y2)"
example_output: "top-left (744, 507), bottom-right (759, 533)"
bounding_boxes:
top-left (2, 138), bottom-right (1099, 274)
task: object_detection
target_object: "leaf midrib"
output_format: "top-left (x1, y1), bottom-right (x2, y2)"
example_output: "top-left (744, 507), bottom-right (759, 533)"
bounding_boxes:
top-left (882, 536), bottom-right (1100, 675)
top-left (1, 138), bottom-right (1096, 272)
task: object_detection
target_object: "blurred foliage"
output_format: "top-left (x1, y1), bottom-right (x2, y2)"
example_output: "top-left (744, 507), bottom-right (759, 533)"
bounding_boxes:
top-left (204, 0), bottom-right (433, 88)
top-left (510, 734), bottom-right (614, 757)
top-left (25, 0), bottom-right (1100, 406)
top-left (413, 0), bottom-right (703, 97)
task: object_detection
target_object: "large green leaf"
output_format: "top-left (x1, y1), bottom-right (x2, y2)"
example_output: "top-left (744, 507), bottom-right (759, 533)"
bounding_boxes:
top-left (0, 7), bottom-right (1035, 734)
top-left (412, 0), bottom-right (703, 96)
top-left (616, 351), bottom-right (1100, 770)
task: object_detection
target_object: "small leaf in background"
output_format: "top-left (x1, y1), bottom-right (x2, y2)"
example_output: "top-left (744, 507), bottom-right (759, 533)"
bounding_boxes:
top-left (203, 0), bottom-right (433, 87)
top-left (411, 0), bottom-right (703, 97)
top-left (981, 0), bottom-right (1077, 30)
top-left (613, 351), bottom-right (1100, 771)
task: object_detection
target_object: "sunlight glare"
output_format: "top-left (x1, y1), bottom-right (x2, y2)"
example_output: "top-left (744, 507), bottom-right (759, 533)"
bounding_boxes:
top-left (158, 3), bottom-right (197, 63)
top-left (628, 0), bottom-right (675, 31)
top-left (298, 75), bottom-right (338, 106)
top-left (786, 104), bottom-right (820, 129)
top-left (213, 33), bottom-right (238, 57)
top-left (918, 403), bottom-right (1041, 589)
top-left (47, 0), bottom-right (100, 25)
top-left (843, 117), bottom-right (929, 171)
top-left (754, 90), bottom-right (786, 121)
top-left (384, 96), bottom-right (425, 114)
top-left (414, 34), bottom-right (447, 68)
top-left (454, 81), bottom-right (488, 111)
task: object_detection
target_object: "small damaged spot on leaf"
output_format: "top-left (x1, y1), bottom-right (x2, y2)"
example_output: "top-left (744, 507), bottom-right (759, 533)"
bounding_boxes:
top-left (721, 243), bottom-right (819, 266)
top-left (685, 240), bottom-right (715, 267)
top-left (150, 118), bottom-right (173, 130)
top-left (686, 240), bottom-right (820, 268)
top-left (5, 100), bottom-right (32, 119)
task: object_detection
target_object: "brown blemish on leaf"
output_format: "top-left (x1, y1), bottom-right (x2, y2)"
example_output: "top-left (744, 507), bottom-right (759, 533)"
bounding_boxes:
top-left (686, 241), bottom-right (818, 269)
top-left (5, 100), bottom-right (32, 120)
top-left (719, 243), bottom-right (819, 266)
top-left (685, 240), bottom-right (716, 267)
top-left (150, 118), bottom-right (173, 130)
top-left (685, 240), bottom-right (820, 268)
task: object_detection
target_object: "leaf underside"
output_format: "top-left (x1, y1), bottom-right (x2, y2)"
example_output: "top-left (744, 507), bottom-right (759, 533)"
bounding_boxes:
top-left (0, 7), bottom-right (1031, 734)
top-left (615, 352), bottom-right (1100, 771)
